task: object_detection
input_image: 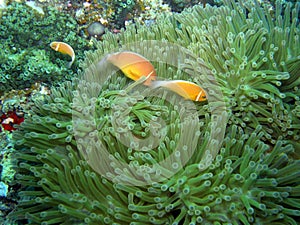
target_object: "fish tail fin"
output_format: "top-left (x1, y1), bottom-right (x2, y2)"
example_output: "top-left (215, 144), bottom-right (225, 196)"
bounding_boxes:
top-left (67, 55), bottom-right (75, 68)
top-left (67, 61), bottom-right (73, 68)
top-left (149, 80), bottom-right (165, 89)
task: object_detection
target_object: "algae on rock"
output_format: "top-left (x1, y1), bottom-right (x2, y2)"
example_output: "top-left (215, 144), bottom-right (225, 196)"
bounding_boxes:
top-left (0, 2), bottom-right (94, 93)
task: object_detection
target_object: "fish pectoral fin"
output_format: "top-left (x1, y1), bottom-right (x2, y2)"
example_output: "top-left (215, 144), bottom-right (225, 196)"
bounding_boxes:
top-left (127, 69), bottom-right (142, 81)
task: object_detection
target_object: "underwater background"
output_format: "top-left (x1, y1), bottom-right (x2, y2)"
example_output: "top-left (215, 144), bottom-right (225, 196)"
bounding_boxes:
top-left (0, 0), bottom-right (299, 224)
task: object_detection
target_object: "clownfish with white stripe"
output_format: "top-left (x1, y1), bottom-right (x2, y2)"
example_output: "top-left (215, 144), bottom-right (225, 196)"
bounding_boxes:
top-left (106, 51), bottom-right (207, 102)
top-left (50, 41), bottom-right (75, 67)
top-left (106, 51), bottom-right (156, 86)
top-left (151, 80), bottom-right (207, 102)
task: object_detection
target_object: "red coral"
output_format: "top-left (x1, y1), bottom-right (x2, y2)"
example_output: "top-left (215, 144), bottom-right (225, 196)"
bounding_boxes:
top-left (0, 111), bottom-right (24, 131)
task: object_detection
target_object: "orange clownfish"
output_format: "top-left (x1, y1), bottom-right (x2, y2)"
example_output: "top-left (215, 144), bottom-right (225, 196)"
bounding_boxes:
top-left (50, 41), bottom-right (75, 67)
top-left (151, 80), bottom-right (207, 102)
top-left (106, 51), bottom-right (156, 86)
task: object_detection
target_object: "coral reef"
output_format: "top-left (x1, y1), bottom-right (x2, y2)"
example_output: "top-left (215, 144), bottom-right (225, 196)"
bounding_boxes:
top-left (0, 2), bottom-right (94, 93)
top-left (33, 0), bottom-right (172, 31)
top-left (164, 0), bottom-right (203, 12)
top-left (0, 128), bottom-right (18, 223)
top-left (132, 0), bottom-right (171, 26)
top-left (6, 0), bottom-right (300, 224)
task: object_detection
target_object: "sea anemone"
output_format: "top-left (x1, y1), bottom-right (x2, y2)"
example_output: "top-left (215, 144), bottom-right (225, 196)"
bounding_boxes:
top-left (8, 79), bottom-right (300, 224)
top-left (85, 0), bottom-right (299, 149)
